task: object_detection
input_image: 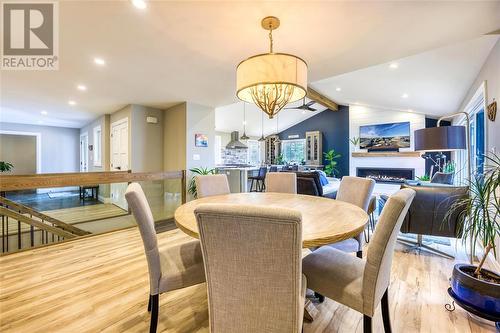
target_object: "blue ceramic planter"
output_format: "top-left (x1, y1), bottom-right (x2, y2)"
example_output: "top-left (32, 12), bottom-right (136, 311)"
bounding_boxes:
top-left (450, 264), bottom-right (500, 319)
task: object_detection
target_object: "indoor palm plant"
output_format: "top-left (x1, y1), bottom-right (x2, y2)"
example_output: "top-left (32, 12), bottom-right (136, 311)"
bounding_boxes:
top-left (0, 161), bottom-right (13, 173)
top-left (323, 149), bottom-right (341, 177)
top-left (445, 153), bottom-right (500, 321)
top-left (188, 167), bottom-right (215, 199)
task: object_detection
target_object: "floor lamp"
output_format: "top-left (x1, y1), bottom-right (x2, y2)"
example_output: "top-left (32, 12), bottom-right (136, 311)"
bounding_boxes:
top-left (413, 112), bottom-right (472, 263)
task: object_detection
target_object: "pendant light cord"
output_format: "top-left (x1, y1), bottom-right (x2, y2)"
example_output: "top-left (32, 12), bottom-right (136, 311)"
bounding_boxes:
top-left (269, 27), bottom-right (274, 53)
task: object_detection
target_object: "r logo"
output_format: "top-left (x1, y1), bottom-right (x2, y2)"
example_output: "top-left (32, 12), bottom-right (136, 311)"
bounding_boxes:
top-left (3, 3), bottom-right (54, 55)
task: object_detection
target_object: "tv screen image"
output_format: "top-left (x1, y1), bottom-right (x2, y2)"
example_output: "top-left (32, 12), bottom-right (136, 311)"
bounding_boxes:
top-left (359, 121), bottom-right (410, 151)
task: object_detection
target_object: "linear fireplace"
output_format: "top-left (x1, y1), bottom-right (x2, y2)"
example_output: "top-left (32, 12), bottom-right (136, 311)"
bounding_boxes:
top-left (356, 167), bottom-right (415, 184)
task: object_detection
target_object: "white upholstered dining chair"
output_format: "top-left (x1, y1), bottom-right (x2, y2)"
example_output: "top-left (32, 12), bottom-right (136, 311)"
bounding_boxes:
top-left (265, 172), bottom-right (297, 194)
top-left (194, 203), bottom-right (306, 333)
top-left (331, 176), bottom-right (376, 258)
top-left (302, 188), bottom-right (415, 333)
top-left (125, 183), bottom-right (205, 333)
top-left (195, 174), bottom-right (230, 198)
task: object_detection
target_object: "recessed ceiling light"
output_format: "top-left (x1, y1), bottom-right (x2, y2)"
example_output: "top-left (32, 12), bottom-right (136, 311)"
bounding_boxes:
top-left (389, 63), bottom-right (399, 69)
top-left (41, 110), bottom-right (48, 115)
top-left (68, 100), bottom-right (76, 106)
top-left (401, 93), bottom-right (409, 98)
top-left (131, 0), bottom-right (147, 9)
top-left (93, 58), bottom-right (106, 66)
top-left (77, 84), bottom-right (87, 91)
top-left (336, 87), bottom-right (341, 92)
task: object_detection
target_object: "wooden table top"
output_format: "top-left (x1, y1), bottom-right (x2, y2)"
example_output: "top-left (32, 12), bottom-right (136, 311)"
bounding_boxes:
top-left (174, 192), bottom-right (368, 248)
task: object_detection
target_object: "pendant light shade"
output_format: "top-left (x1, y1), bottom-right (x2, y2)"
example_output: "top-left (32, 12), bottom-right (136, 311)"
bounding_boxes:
top-left (236, 16), bottom-right (308, 119)
top-left (240, 102), bottom-right (250, 140)
top-left (258, 111), bottom-right (266, 141)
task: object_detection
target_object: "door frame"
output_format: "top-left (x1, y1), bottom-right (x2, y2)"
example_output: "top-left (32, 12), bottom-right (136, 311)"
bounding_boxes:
top-left (80, 132), bottom-right (89, 172)
top-left (0, 130), bottom-right (42, 173)
top-left (110, 117), bottom-right (129, 171)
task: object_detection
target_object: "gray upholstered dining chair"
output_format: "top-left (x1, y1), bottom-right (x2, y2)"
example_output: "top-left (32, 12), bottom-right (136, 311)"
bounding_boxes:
top-left (302, 188), bottom-right (416, 333)
top-left (265, 172), bottom-right (297, 194)
top-left (195, 174), bottom-right (230, 198)
top-left (194, 203), bottom-right (306, 333)
top-left (125, 183), bottom-right (205, 333)
top-left (331, 176), bottom-right (376, 258)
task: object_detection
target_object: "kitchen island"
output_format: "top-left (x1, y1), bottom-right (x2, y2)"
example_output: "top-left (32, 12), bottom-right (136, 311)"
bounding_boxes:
top-left (216, 166), bottom-right (260, 193)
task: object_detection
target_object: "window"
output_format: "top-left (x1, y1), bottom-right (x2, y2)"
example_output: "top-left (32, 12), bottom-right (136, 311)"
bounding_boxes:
top-left (93, 125), bottom-right (102, 167)
top-left (214, 135), bottom-right (222, 165)
top-left (246, 140), bottom-right (261, 166)
top-left (281, 139), bottom-right (306, 164)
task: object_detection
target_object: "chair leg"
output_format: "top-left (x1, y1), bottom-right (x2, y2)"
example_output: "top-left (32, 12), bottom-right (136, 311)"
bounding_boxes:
top-left (147, 295), bottom-right (152, 312)
top-left (381, 289), bottom-right (392, 333)
top-left (356, 250), bottom-right (363, 258)
top-left (250, 179), bottom-right (255, 192)
top-left (150, 294), bottom-right (159, 333)
top-left (363, 315), bottom-right (372, 333)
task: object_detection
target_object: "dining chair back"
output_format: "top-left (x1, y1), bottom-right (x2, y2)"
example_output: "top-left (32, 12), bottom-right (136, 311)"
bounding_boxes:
top-left (336, 176), bottom-right (376, 211)
top-left (266, 172), bottom-right (297, 194)
top-left (195, 174), bottom-right (230, 198)
top-left (269, 166), bottom-right (278, 172)
top-left (194, 203), bottom-right (306, 333)
top-left (331, 176), bottom-right (376, 257)
top-left (362, 188), bottom-right (415, 316)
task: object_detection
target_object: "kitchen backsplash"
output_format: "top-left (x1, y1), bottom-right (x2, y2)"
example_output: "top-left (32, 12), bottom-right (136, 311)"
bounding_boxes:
top-left (221, 148), bottom-right (247, 164)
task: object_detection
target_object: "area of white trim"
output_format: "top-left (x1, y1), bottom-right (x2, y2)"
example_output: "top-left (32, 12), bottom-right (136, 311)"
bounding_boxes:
top-left (0, 130), bottom-right (42, 173)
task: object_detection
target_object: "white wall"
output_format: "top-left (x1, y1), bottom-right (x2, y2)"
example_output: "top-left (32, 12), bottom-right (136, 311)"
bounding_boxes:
top-left (0, 122), bottom-right (79, 173)
top-left (349, 105), bottom-right (426, 178)
top-left (186, 102), bottom-right (215, 171)
top-left (458, 39), bottom-right (500, 157)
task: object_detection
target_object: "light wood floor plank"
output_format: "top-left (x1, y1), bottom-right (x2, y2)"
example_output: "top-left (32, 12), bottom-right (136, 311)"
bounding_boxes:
top-left (0, 227), bottom-right (497, 332)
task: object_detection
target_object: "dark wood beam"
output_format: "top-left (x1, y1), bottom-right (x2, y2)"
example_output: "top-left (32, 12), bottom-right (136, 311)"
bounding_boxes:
top-left (306, 87), bottom-right (339, 111)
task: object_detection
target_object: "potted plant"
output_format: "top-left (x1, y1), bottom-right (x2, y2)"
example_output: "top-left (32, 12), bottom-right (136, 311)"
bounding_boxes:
top-left (0, 161), bottom-right (13, 173)
top-left (445, 153), bottom-right (500, 323)
top-left (416, 174), bottom-right (430, 183)
top-left (275, 154), bottom-right (285, 165)
top-left (323, 149), bottom-right (341, 177)
top-left (188, 167), bottom-right (215, 199)
top-left (349, 137), bottom-right (360, 152)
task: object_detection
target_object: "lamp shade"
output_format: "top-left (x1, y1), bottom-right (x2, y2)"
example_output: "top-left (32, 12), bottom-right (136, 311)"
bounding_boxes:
top-left (236, 53), bottom-right (307, 118)
top-left (414, 126), bottom-right (466, 151)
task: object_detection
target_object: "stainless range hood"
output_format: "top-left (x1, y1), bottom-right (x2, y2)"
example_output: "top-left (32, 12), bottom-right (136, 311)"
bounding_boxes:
top-left (226, 131), bottom-right (248, 149)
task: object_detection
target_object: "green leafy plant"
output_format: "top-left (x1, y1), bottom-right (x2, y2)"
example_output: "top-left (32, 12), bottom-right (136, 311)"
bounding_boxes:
top-left (443, 161), bottom-right (456, 174)
top-left (275, 154), bottom-right (285, 165)
top-left (349, 137), bottom-right (360, 146)
top-left (445, 153), bottom-right (500, 278)
top-left (0, 162), bottom-right (13, 173)
top-left (188, 167), bottom-right (215, 199)
top-left (416, 175), bottom-right (430, 181)
top-left (323, 149), bottom-right (341, 177)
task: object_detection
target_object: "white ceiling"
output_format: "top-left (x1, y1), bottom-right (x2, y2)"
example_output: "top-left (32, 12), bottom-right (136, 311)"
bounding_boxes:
top-left (1, 1), bottom-right (499, 128)
top-left (312, 36), bottom-right (499, 116)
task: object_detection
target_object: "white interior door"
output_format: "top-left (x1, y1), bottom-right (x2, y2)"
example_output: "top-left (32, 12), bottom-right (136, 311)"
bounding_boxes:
top-left (110, 118), bottom-right (129, 210)
top-left (80, 133), bottom-right (88, 172)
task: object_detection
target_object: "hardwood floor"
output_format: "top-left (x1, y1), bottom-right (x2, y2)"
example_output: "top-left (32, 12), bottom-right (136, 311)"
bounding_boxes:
top-left (0, 227), bottom-right (497, 332)
top-left (42, 203), bottom-right (128, 225)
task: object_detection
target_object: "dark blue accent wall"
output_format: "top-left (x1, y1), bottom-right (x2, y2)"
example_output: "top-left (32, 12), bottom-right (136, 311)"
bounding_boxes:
top-left (279, 105), bottom-right (350, 176)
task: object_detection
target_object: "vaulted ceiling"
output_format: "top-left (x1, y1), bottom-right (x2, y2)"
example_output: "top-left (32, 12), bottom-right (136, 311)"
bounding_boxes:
top-left (1, 1), bottom-right (499, 128)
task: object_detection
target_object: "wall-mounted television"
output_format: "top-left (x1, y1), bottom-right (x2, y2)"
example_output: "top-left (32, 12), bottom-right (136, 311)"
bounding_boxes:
top-left (359, 121), bottom-right (410, 151)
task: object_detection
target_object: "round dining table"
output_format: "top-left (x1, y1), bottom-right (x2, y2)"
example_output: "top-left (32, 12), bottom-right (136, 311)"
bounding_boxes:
top-left (174, 192), bottom-right (368, 248)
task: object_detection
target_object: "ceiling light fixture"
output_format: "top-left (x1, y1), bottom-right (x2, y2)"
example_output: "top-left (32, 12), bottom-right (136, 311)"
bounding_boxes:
top-left (41, 110), bottom-right (48, 115)
top-left (240, 103), bottom-right (250, 140)
top-left (236, 16), bottom-right (308, 119)
top-left (389, 63), bottom-right (399, 69)
top-left (94, 58), bottom-right (106, 66)
top-left (131, 0), bottom-right (147, 9)
top-left (336, 87), bottom-right (341, 92)
top-left (402, 93), bottom-right (409, 98)
top-left (68, 100), bottom-right (76, 106)
top-left (77, 84), bottom-right (87, 91)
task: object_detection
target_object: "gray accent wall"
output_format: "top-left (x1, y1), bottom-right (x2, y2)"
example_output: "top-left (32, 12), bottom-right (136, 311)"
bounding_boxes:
top-left (0, 122), bottom-right (79, 173)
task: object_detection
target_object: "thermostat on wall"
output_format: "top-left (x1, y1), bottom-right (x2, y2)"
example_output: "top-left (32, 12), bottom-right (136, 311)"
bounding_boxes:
top-left (146, 116), bottom-right (158, 124)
